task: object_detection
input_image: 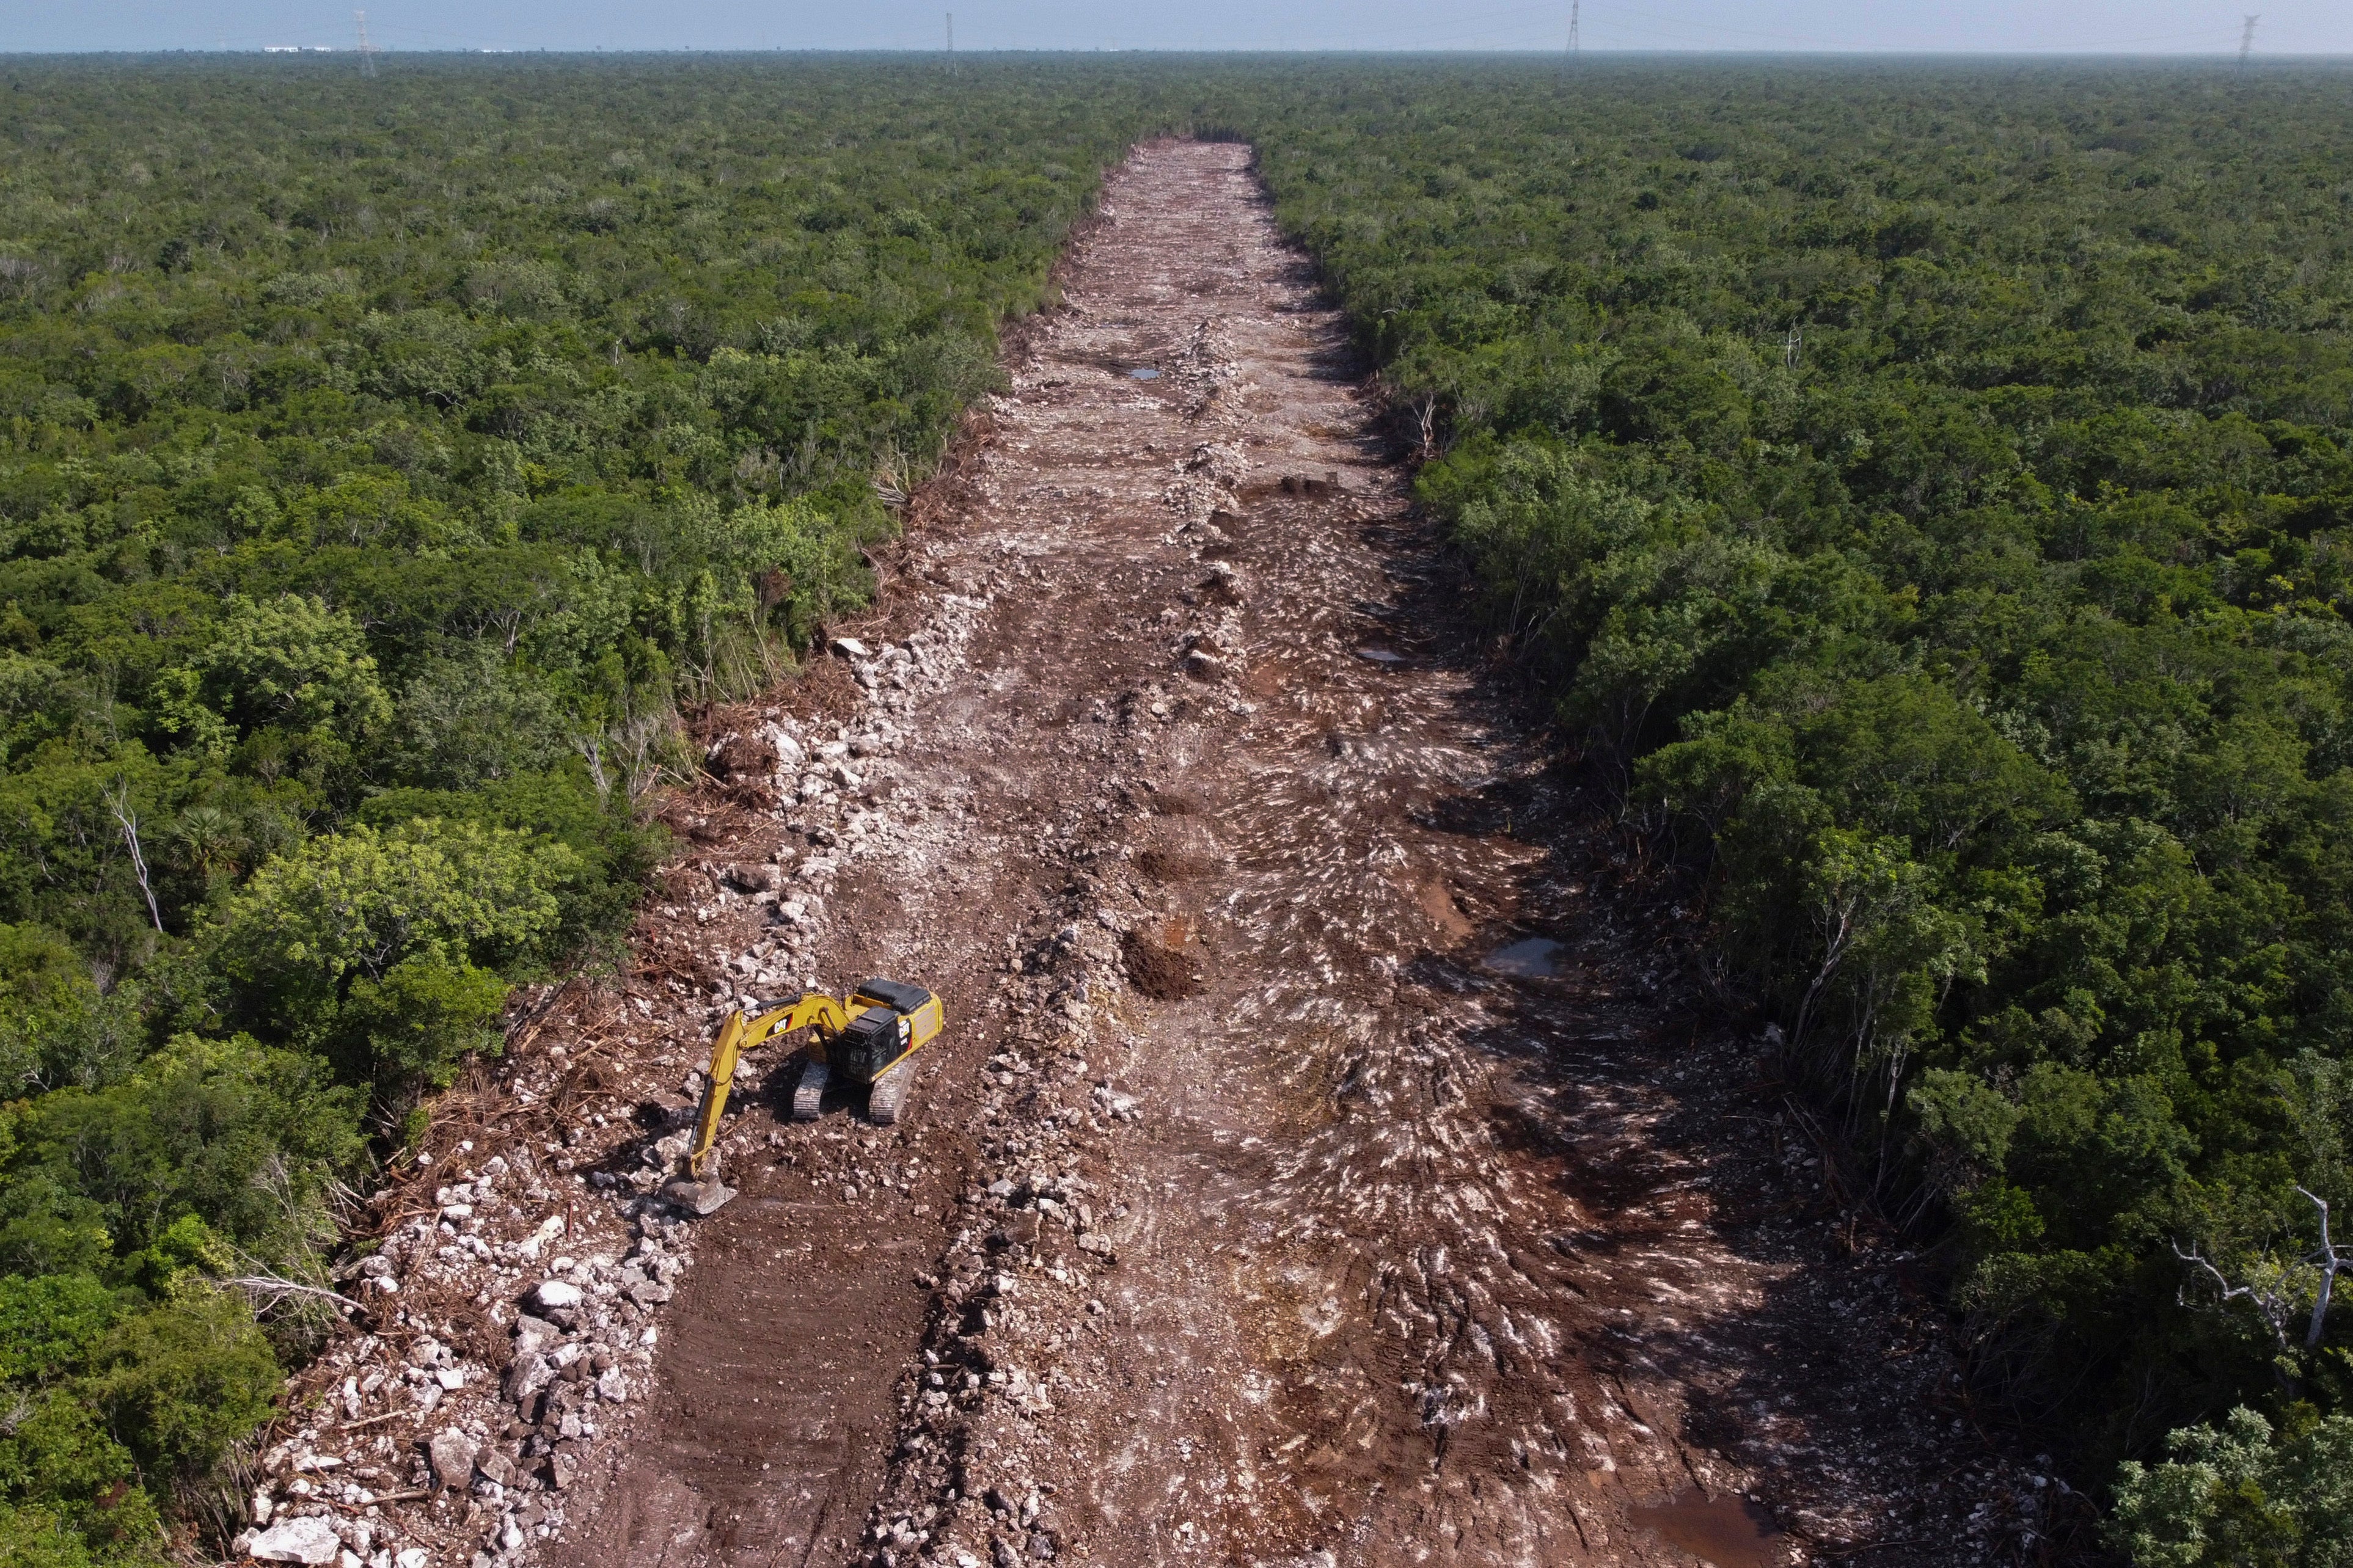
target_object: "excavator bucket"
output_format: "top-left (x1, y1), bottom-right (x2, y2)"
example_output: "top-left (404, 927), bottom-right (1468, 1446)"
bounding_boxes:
top-left (663, 1007), bottom-right (753, 1215)
top-left (662, 1151), bottom-right (736, 1216)
top-left (666, 1186), bottom-right (734, 1216)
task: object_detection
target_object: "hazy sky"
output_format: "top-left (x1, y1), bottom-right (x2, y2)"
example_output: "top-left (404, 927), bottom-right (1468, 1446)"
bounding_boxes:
top-left (9, 0), bottom-right (2351, 56)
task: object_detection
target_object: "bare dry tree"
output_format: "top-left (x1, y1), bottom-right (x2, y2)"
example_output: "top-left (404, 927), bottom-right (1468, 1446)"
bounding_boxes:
top-left (1411, 392), bottom-right (1441, 460)
top-left (2293, 1185), bottom-right (2349, 1352)
top-left (2174, 1238), bottom-right (2301, 1360)
top-left (2173, 1186), bottom-right (2351, 1366)
top-left (871, 443), bottom-right (913, 510)
top-left (104, 775), bottom-right (166, 933)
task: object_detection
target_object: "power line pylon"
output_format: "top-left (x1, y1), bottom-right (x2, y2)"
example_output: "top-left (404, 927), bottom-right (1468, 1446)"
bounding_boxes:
top-left (355, 9), bottom-right (378, 76)
top-left (2238, 13), bottom-right (2258, 67)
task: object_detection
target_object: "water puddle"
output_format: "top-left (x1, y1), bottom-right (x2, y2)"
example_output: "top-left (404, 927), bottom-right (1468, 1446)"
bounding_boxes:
top-left (1483, 937), bottom-right (1564, 978)
top-left (1356, 647), bottom-right (1405, 665)
top-left (1127, 366), bottom-right (1162, 379)
top-left (1627, 1493), bottom-right (1784, 1568)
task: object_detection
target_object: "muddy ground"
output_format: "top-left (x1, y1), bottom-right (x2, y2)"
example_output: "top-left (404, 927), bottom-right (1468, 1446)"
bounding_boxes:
top-left (299, 140), bottom-right (2084, 1568)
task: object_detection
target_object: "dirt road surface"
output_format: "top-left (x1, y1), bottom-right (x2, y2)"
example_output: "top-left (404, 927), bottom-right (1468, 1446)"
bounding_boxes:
top-left (561, 140), bottom-right (2054, 1568)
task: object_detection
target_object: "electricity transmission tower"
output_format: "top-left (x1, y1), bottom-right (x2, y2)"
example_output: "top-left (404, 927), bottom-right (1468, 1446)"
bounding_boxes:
top-left (2239, 13), bottom-right (2258, 66)
top-left (1567, 0), bottom-right (1580, 57)
top-left (354, 9), bottom-right (378, 76)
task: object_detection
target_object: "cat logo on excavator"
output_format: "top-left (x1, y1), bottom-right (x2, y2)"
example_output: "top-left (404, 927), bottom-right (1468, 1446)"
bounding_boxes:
top-left (663, 977), bottom-right (944, 1214)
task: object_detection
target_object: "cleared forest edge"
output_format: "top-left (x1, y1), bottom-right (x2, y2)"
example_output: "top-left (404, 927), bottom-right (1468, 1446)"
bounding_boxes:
top-left (277, 142), bottom-right (2058, 1568)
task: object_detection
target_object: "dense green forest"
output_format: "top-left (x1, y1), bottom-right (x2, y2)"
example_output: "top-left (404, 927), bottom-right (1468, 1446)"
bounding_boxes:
top-left (6, 50), bottom-right (2353, 1566)
top-left (0, 56), bottom-right (1133, 1563)
top-left (1237, 58), bottom-right (2353, 1564)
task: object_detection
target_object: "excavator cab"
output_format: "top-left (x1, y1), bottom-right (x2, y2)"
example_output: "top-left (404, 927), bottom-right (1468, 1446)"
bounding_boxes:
top-left (830, 1007), bottom-right (907, 1084)
top-left (833, 979), bottom-right (943, 1081)
top-left (662, 976), bottom-right (944, 1215)
top-left (793, 977), bottom-right (940, 1124)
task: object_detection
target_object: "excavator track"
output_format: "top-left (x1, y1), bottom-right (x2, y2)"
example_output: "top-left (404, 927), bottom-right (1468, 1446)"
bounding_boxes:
top-left (867, 1060), bottom-right (914, 1126)
top-left (791, 1059), bottom-right (829, 1121)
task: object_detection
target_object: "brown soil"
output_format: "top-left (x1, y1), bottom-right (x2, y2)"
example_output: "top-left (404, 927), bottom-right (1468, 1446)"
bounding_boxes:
top-left (555, 142), bottom-right (2070, 1568)
top-left (1117, 930), bottom-right (1201, 1002)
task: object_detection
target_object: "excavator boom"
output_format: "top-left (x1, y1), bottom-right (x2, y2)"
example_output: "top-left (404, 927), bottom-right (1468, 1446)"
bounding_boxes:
top-left (686, 993), bottom-right (851, 1180)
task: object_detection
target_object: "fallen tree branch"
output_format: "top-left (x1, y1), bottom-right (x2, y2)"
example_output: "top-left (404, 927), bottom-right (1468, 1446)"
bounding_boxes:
top-left (337, 1411), bottom-right (411, 1433)
top-left (221, 1275), bottom-right (368, 1312)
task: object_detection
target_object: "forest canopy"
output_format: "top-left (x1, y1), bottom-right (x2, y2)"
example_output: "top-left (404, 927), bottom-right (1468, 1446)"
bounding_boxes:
top-left (4, 49), bottom-right (2353, 1565)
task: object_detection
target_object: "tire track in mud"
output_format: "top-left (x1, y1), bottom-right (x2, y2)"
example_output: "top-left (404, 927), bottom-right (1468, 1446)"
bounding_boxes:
top-left (568, 141), bottom-right (2044, 1568)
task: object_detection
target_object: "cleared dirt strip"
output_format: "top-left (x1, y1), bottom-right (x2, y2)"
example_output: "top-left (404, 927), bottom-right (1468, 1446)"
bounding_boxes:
top-left (558, 140), bottom-right (2055, 1568)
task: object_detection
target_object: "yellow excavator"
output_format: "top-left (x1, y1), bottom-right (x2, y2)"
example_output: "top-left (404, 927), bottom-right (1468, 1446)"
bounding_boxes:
top-left (663, 977), bottom-right (945, 1214)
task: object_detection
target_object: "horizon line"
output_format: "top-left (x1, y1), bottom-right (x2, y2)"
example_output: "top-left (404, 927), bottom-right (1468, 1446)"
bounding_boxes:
top-left (7, 46), bottom-right (2353, 59)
